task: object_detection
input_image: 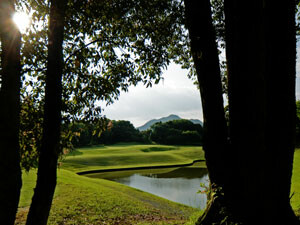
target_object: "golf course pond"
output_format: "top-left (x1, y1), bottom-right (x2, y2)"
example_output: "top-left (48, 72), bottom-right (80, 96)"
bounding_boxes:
top-left (84, 165), bottom-right (209, 209)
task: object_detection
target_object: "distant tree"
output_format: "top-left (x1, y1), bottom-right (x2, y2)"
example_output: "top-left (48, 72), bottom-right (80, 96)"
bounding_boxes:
top-left (150, 119), bottom-right (203, 145)
top-left (140, 130), bottom-right (153, 144)
top-left (0, 0), bottom-right (22, 224)
top-left (100, 120), bottom-right (143, 144)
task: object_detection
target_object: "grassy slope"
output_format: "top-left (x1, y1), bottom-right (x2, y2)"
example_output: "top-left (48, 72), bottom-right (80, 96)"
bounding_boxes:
top-left (17, 169), bottom-right (199, 225)
top-left (17, 144), bottom-right (204, 224)
top-left (291, 149), bottom-right (300, 216)
top-left (62, 144), bottom-right (204, 173)
top-left (17, 144), bottom-right (300, 223)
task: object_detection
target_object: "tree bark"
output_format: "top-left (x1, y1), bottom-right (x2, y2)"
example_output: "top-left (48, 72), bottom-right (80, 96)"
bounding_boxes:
top-left (184, 0), bottom-right (228, 189)
top-left (224, 0), bottom-right (299, 224)
top-left (26, 1), bottom-right (67, 224)
top-left (185, 0), bottom-right (299, 224)
top-left (0, 1), bottom-right (22, 224)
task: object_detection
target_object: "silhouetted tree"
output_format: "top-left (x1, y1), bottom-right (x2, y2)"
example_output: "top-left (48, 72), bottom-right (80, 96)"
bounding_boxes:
top-left (0, 1), bottom-right (22, 224)
top-left (185, 0), bottom-right (299, 224)
top-left (26, 0), bottom-right (67, 224)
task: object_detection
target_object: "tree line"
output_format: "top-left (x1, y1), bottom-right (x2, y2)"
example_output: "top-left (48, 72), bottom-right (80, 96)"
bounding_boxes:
top-left (69, 119), bottom-right (203, 147)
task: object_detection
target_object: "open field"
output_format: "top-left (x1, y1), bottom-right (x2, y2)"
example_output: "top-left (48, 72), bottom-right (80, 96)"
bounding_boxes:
top-left (61, 144), bottom-right (205, 173)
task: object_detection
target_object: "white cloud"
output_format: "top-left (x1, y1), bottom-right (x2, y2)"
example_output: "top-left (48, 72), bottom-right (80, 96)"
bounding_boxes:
top-left (101, 63), bottom-right (203, 127)
top-left (297, 41), bottom-right (300, 78)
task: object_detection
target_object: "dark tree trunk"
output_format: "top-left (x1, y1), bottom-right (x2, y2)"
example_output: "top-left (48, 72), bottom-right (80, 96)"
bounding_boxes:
top-left (224, 1), bottom-right (299, 224)
top-left (26, 1), bottom-right (67, 224)
top-left (0, 1), bottom-right (22, 224)
top-left (185, 0), bottom-right (299, 224)
top-left (184, 0), bottom-right (229, 223)
top-left (184, 0), bottom-right (228, 188)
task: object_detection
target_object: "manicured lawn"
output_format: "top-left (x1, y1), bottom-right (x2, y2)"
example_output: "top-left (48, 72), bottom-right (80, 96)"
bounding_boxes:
top-left (61, 144), bottom-right (204, 173)
top-left (291, 149), bottom-right (300, 216)
top-left (16, 169), bottom-right (199, 224)
top-left (16, 144), bottom-right (300, 223)
top-left (16, 144), bottom-right (204, 224)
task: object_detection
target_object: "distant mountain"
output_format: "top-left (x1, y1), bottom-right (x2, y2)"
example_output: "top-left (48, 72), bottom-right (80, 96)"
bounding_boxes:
top-left (137, 114), bottom-right (203, 131)
top-left (189, 119), bottom-right (203, 126)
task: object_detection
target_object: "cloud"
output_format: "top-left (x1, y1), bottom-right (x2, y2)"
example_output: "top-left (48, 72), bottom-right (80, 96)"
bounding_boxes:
top-left (297, 41), bottom-right (300, 78)
top-left (101, 64), bottom-right (203, 127)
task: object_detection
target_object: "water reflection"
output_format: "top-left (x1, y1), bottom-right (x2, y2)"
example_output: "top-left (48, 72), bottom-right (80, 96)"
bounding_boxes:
top-left (86, 166), bottom-right (209, 209)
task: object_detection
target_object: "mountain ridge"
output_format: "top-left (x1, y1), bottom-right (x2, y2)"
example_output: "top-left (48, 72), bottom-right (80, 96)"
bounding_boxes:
top-left (137, 114), bottom-right (203, 131)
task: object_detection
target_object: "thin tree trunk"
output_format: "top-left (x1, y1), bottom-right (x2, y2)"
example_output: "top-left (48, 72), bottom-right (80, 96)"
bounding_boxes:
top-left (0, 1), bottom-right (22, 224)
top-left (184, 0), bottom-right (229, 223)
top-left (26, 1), bottom-right (67, 224)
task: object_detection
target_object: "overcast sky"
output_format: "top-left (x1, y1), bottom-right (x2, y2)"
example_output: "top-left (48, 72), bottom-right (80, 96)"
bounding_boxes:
top-left (101, 63), bottom-right (202, 127)
top-left (102, 43), bottom-right (300, 128)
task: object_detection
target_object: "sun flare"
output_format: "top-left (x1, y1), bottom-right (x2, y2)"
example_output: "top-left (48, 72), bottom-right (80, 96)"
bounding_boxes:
top-left (13, 12), bottom-right (31, 33)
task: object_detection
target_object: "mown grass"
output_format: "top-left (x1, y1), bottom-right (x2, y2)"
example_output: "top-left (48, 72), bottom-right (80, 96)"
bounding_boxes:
top-left (16, 144), bottom-right (300, 224)
top-left (291, 149), bottom-right (300, 217)
top-left (61, 144), bottom-right (204, 173)
top-left (17, 144), bottom-right (204, 224)
top-left (16, 169), bottom-right (198, 225)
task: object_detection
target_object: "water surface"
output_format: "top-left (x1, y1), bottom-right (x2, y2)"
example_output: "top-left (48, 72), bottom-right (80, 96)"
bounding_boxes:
top-left (86, 166), bottom-right (209, 209)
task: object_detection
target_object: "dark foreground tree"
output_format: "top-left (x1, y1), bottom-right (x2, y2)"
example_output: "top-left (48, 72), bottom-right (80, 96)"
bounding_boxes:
top-left (0, 0), bottom-right (22, 224)
top-left (25, 0), bottom-right (67, 224)
top-left (184, 0), bottom-right (229, 216)
top-left (185, 0), bottom-right (299, 224)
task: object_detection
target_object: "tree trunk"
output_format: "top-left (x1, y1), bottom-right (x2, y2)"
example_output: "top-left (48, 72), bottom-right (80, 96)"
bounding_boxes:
top-left (184, 0), bottom-right (229, 223)
top-left (224, 0), bottom-right (298, 224)
top-left (26, 1), bottom-right (67, 224)
top-left (184, 0), bottom-right (228, 188)
top-left (185, 0), bottom-right (299, 224)
top-left (0, 1), bottom-right (22, 224)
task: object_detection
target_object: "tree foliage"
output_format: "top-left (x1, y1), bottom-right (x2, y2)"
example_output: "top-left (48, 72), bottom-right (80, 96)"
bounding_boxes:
top-left (150, 119), bottom-right (203, 145)
top-left (16, 0), bottom-right (189, 170)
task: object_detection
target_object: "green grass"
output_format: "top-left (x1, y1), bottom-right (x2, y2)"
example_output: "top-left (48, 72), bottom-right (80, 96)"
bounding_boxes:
top-left (61, 144), bottom-right (204, 173)
top-left (291, 149), bottom-right (300, 216)
top-left (16, 144), bottom-right (300, 223)
top-left (16, 169), bottom-right (198, 225)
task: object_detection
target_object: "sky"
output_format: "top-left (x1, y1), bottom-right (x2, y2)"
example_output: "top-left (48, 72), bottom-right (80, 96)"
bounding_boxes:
top-left (102, 43), bottom-right (300, 128)
top-left (101, 63), bottom-right (203, 127)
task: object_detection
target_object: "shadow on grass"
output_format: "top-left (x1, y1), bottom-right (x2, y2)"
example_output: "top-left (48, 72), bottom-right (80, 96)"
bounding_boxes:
top-left (141, 147), bottom-right (178, 153)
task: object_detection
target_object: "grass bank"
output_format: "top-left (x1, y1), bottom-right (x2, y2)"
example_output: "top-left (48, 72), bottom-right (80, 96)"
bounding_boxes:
top-left (17, 169), bottom-right (199, 224)
top-left (291, 149), bottom-right (300, 216)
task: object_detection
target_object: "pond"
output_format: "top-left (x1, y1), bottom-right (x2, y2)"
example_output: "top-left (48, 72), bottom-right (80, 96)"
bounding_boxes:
top-left (85, 165), bottom-right (210, 209)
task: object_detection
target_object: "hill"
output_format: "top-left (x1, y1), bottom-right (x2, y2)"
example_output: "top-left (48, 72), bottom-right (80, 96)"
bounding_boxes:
top-left (137, 114), bottom-right (203, 131)
top-left (189, 119), bottom-right (203, 126)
